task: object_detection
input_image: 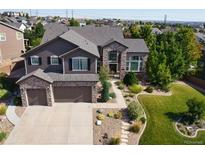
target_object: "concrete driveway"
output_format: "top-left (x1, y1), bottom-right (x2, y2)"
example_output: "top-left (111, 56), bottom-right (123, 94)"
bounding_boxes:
top-left (5, 103), bottom-right (93, 145)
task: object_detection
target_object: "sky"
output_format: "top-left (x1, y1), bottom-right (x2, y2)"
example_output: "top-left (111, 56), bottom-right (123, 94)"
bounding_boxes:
top-left (1, 9), bottom-right (205, 22)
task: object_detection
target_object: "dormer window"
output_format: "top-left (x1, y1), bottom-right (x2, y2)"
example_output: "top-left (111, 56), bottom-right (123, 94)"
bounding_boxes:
top-left (30, 56), bottom-right (40, 65)
top-left (50, 55), bottom-right (59, 65)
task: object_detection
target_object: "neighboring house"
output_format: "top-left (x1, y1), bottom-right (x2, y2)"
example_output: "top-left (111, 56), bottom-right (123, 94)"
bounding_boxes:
top-left (17, 25), bottom-right (149, 107)
top-left (8, 22), bottom-right (27, 32)
top-left (0, 21), bottom-right (25, 65)
top-left (152, 28), bottom-right (162, 35)
top-left (79, 21), bottom-right (86, 27)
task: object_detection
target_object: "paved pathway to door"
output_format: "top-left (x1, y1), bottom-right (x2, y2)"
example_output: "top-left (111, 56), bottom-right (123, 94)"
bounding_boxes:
top-left (5, 103), bottom-right (93, 145)
top-left (92, 80), bottom-right (127, 109)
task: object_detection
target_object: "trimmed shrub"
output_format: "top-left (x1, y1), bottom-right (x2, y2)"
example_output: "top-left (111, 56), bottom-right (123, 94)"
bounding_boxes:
top-left (118, 84), bottom-right (124, 90)
top-left (107, 111), bottom-right (114, 118)
top-left (0, 74), bottom-right (17, 92)
top-left (128, 84), bottom-right (142, 94)
top-left (115, 81), bottom-right (122, 86)
top-left (145, 86), bottom-right (154, 93)
top-left (140, 117), bottom-right (146, 124)
top-left (14, 96), bottom-right (22, 106)
top-left (114, 111), bottom-right (122, 119)
top-left (129, 123), bottom-right (141, 133)
top-left (109, 92), bottom-right (116, 98)
top-left (97, 113), bottom-right (105, 120)
top-left (127, 102), bottom-right (140, 120)
top-left (0, 132), bottom-right (7, 142)
top-left (123, 72), bottom-right (138, 86)
top-left (0, 104), bottom-right (7, 115)
top-left (107, 82), bottom-right (112, 88)
top-left (99, 66), bottom-right (109, 82)
top-left (101, 81), bottom-right (110, 102)
top-left (186, 98), bottom-right (205, 121)
top-left (0, 89), bottom-right (10, 100)
top-left (109, 137), bottom-right (120, 145)
top-left (128, 93), bottom-right (135, 97)
top-left (126, 98), bottom-right (131, 102)
top-left (161, 85), bottom-right (170, 92)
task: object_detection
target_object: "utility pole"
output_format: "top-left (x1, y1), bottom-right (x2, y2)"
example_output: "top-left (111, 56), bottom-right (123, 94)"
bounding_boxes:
top-left (72, 9), bottom-right (74, 19)
top-left (66, 9), bottom-right (68, 19)
top-left (164, 14), bottom-right (167, 25)
top-left (36, 10), bottom-right (38, 17)
top-left (29, 9), bottom-right (32, 17)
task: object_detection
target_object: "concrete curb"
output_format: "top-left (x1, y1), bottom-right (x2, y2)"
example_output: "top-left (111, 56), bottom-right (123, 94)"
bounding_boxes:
top-left (5, 98), bottom-right (21, 126)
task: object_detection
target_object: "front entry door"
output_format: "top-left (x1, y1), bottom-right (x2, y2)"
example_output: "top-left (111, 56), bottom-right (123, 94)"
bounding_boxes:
top-left (109, 64), bottom-right (117, 73)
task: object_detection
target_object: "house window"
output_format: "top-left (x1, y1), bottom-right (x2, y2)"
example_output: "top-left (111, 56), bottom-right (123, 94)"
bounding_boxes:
top-left (50, 56), bottom-right (59, 65)
top-left (109, 51), bottom-right (117, 62)
top-left (16, 32), bottom-right (23, 40)
top-left (30, 56), bottom-right (40, 65)
top-left (126, 56), bottom-right (143, 72)
top-left (0, 33), bottom-right (6, 41)
top-left (72, 57), bottom-right (88, 71)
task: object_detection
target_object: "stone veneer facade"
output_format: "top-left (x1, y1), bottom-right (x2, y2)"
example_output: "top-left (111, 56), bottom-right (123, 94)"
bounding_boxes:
top-left (102, 41), bottom-right (127, 79)
top-left (19, 76), bottom-right (97, 106)
top-left (19, 76), bottom-right (53, 107)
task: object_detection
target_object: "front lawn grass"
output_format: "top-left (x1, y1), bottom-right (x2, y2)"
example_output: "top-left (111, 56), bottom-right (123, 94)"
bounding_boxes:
top-left (138, 84), bottom-right (205, 145)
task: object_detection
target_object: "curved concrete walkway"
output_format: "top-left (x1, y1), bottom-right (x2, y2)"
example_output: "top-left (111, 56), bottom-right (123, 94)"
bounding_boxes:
top-left (6, 98), bottom-right (21, 126)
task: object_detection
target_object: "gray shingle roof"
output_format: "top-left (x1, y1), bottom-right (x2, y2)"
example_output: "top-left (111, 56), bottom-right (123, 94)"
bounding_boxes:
top-left (35, 24), bottom-right (149, 57)
top-left (17, 69), bottom-right (99, 84)
top-left (59, 30), bottom-right (100, 57)
top-left (48, 73), bottom-right (99, 82)
top-left (0, 21), bottom-right (23, 32)
top-left (70, 25), bottom-right (149, 53)
top-left (123, 39), bottom-right (149, 53)
top-left (41, 23), bottom-right (69, 43)
top-left (17, 69), bottom-right (53, 84)
top-left (70, 25), bottom-right (124, 45)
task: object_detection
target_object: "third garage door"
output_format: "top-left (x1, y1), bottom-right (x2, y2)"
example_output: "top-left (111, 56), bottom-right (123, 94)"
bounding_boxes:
top-left (53, 86), bottom-right (92, 102)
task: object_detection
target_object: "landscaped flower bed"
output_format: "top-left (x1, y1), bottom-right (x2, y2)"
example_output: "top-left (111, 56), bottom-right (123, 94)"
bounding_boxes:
top-left (93, 108), bottom-right (121, 145)
top-left (176, 118), bottom-right (205, 137)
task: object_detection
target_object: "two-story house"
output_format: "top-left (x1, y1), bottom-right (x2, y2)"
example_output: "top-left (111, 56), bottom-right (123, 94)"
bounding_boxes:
top-left (0, 21), bottom-right (25, 65)
top-left (17, 25), bottom-right (149, 107)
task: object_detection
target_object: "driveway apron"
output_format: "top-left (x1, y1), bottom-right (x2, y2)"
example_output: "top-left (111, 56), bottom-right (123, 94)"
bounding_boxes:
top-left (5, 103), bottom-right (93, 145)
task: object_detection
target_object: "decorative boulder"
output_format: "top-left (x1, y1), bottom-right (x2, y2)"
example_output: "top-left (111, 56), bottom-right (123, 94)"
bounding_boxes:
top-left (97, 109), bottom-right (104, 114)
top-left (96, 120), bottom-right (102, 126)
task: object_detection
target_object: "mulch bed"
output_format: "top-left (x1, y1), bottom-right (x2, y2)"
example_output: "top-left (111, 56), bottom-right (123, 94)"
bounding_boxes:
top-left (15, 106), bottom-right (26, 117)
top-left (93, 108), bottom-right (121, 145)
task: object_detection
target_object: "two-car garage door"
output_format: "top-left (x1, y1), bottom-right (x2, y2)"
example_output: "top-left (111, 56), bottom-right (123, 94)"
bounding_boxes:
top-left (53, 86), bottom-right (92, 102)
top-left (26, 86), bottom-right (92, 106)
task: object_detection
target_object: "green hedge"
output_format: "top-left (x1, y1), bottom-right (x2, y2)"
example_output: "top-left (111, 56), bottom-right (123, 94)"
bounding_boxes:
top-left (0, 89), bottom-right (10, 100)
top-left (123, 72), bottom-right (138, 86)
top-left (101, 81), bottom-right (110, 102)
top-left (128, 84), bottom-right (142, 94)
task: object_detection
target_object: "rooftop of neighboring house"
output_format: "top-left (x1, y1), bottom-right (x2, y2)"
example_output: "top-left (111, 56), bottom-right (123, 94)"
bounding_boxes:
top-left (0, 21), bottom-right (23, 32)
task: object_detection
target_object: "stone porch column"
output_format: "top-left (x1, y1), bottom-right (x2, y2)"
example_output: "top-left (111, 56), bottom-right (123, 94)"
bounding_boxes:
top-left (92, 85), bottom-right (97, 103)
top-left (102, 48), bottom-right (109, 70)
top-left (46, 84), bottom-right (54, 106)
top-left (20, 87), bottom-right (28, 107)
top-left (119, 50), bottom-right (127, 80)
